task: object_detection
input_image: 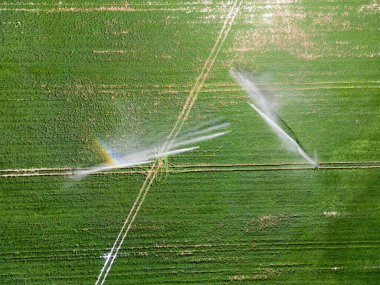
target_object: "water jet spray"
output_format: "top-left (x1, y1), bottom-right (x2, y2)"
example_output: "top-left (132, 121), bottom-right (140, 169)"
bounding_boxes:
top-left (73, 121), bottom-right (231, 179)
top-left (231, 70), bottom-right (318, 168)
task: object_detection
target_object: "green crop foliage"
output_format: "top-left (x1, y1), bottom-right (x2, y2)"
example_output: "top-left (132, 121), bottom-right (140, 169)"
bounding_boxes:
top-left (0, 1), bottom-right (379, 284)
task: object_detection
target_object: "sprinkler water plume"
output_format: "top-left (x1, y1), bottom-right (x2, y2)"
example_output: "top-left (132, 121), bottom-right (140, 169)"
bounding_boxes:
top-left (73, 121), bottom-right (231, 179)
top-left (231, 70), bottom-right (319, 168)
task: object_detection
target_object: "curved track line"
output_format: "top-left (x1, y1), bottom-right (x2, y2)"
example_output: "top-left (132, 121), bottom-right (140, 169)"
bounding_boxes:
top-left (94, 2), bottom-right (242, 284)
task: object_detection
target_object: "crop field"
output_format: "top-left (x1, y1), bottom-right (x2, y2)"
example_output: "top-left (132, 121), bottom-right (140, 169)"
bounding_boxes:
top-left (0, 0), bottom-right (379, 284)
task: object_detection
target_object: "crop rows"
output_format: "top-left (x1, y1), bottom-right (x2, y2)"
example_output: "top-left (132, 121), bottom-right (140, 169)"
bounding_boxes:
top-left (1, 0), bottom-right (379, 284)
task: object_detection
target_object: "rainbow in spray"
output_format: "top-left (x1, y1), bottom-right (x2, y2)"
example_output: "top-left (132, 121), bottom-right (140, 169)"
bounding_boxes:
top-left (74, 121), bottom-right (230, 178)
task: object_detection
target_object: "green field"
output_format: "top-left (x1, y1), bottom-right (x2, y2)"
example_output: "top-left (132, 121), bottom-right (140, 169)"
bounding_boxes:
top-left (1, 0), bottom-right (379, 284)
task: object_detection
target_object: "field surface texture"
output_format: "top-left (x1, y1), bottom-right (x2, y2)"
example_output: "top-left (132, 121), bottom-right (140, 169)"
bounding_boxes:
top-left (1, 0), bottom-right (379, 284)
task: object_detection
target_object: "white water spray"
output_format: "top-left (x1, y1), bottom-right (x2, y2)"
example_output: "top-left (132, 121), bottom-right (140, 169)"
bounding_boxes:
top-left (231, 70), bottom-right (319, 168)
top-left (249, 103), bottom-right (318, 167)
top-left (73, 122), bottom-right (230, 178)
top-left (231, 70), bottom-right (277, 120)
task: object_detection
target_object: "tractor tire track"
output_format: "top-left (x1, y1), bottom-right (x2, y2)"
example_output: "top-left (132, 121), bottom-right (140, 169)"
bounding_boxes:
top-left (94, 1), bottom-right (242, 284)
top-left (1, 161), bottom-right (379, 178)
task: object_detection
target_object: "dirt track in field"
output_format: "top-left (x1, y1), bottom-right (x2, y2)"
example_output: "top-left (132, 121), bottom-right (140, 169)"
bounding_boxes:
top-left (0, 2), bottom-right (234, 13)
top-left (94, 2), bottom-right (244, 284)
top-left (1, 161), bottom-right (379, 178)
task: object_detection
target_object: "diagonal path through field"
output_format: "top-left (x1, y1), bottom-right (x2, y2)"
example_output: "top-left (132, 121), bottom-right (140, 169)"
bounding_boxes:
top-left (94, 1), bottom-right (243, 284)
